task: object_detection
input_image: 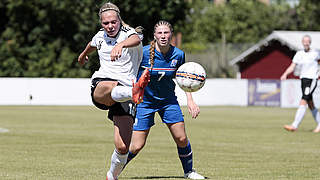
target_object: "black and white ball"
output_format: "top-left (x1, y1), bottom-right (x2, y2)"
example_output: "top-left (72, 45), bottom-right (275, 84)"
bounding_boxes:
top-left (176, 62), bottom-right (206, 92)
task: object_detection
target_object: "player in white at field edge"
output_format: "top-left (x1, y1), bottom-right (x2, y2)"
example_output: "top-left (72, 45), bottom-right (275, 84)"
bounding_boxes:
top-left (122, 20), bottom-right (205, 179)
top-left (77, 2), bottom-right (149, 180)
top-left (280, 35), bottom-right (320, 133)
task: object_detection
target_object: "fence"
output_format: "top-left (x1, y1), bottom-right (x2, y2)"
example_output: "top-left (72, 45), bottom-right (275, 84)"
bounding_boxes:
top-left (185, 43), bottom-right (253, 78)
top-left (0, 78), bottom-right (318, 108)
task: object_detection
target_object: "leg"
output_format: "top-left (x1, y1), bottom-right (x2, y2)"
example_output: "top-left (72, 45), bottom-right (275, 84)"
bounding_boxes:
top-left (307, 99), bottom-right (320, 124)
top-left (285, 78), bottom-right (319, 132)
top-left (167, 122), bottom-right (188, 147)
top-left (167, 122), bottom-right (190, 172)
top-left (92, 73), bottom-right (150, 106)
top-left (127, 130), bottom-right (150, 163)
top-left (113, 116), bottom-right (134, 154)
top-left (94, 81), bottom-right (118, 106)
top-left (291, 99), bottom-right (307, 129)
top-left (307, 100), bottom-right (320, 132)
top-left (284, 79), bottom-right (310, 132)
top-left (107, 116), bottom-right (133, 180)
top-left (167, 122), bottom-right (204, 179)
top-left (121, 103), bottom-right (155, 174)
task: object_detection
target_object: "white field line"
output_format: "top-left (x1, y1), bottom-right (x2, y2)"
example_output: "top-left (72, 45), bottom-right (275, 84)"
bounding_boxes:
top-left (0, 128), bottom-right (9, 133)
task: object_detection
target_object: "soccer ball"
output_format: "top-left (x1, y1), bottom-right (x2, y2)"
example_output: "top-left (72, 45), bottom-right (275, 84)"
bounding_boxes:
top-left (176, 62), bottom-right (206, 92)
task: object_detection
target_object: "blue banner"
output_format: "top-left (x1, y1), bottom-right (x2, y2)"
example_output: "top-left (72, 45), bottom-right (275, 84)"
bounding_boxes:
top-left (248, 79), bottom-right (281, 106)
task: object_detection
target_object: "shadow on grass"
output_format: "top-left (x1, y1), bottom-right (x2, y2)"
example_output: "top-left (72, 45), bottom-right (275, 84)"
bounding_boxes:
top-left (126, 176), bottom-right (209, 179)
top-left (126, 176), bottom-right (184, 179)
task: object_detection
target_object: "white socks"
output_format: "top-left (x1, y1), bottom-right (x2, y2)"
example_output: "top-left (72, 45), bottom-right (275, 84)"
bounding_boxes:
top-left (292, 105), bottom-right (307, 128)
top-left (107, 149), bottom-right (128, 180)
top-left (111, 86), bottom-right (132, 102)
top-left (311, 108), bottom-right (320, 124)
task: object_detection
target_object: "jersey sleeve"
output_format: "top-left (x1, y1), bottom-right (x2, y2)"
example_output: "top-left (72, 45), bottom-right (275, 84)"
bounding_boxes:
top-left (292, 51), bottom-right (300, 64)
top-left (121, 26), bottom-right (137, 38)
top-left (90, 33), bottom-right (98, 47)
top-left (177, 51), bottom-right (186, 68)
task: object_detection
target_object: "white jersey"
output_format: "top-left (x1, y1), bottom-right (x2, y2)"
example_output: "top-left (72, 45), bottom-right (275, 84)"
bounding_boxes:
top-left (292, 49), bottom-right (320, 79)
top-left (90, 26), bottom-right (143, 86)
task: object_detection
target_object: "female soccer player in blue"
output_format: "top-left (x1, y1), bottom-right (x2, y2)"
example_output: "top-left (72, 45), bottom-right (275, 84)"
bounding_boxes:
top-left (124, 20), bottom-right (205, 179)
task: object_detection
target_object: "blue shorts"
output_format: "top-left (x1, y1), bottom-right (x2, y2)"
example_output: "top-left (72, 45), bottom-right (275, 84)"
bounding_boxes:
top-left (133, 101), bottom-right (184, 131)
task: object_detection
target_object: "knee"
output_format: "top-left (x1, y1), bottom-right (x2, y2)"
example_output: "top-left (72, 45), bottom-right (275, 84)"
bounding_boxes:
top-left (130, 142), bottom-right (145, 154)
top-left (115, 143), bottom-right (129, 154)
top-left (94, 87), bottom-right (115, 106)
top-left (176, 136), bottom-right (188, 147)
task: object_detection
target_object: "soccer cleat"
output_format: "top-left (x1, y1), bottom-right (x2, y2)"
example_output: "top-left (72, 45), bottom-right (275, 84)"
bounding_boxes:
top-left (132, 68), bottom-right (150, 104)
top-left (106, 171), bottom-right (118, 180)
top-left (184, 169), bottom-right (205, 179)
top-left (313, 126), bottom-right (320, 133)
top-left (283, 125), bottom-right (297, 132)
top-left (106, 177), bottom-right (118, 180)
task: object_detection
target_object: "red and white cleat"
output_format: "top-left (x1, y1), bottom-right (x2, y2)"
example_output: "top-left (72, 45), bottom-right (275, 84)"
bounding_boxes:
top-left (132, 68), bottom-right (150, 104)
top-left (283, 125), bottom-right (297, 132)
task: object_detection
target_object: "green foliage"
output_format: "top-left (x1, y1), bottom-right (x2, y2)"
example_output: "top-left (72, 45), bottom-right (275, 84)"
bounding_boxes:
top-left (110, 0), bottom-right (189, 43)
top-left (296, 0), bottom-right (320, 30)
top-left (2, 0), bottom-right (320, 78)
top-left (180, 0), bottom-right (302, 78)
top-left (182, 0), bottom-right (294, 44)
top-left (0, 0), bottom-right (99, 77)
top-left (0, 0), bottom-right (189, 77)
top-left (181, 42), bottom-right (207, 53)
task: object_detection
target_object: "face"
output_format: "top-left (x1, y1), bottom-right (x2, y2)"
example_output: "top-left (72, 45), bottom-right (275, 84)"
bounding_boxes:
top-left (302, 36), bottom-right (311, 51)
top-left (154, 25), bottom-right (172, 47)
top-left (100, 10), bottom-right (120, 37)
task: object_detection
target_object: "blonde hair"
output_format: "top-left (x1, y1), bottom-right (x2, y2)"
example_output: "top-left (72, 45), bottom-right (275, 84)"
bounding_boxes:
top-left (98, 2), bottom-right (129, 26)
top-left (153, 20), bottom-right (173, 33)
top-left (149, 20), bottom-right (173, 69)
top-left (149, 40), bottom-right (156, 69)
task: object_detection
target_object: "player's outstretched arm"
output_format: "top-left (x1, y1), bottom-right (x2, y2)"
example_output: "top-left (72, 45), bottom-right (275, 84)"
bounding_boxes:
top-left (78, 41), bottom-right (96, 66)
top-left (111, 34), bottom-right (141, 61)
top-left (185, 92), bottom-right (200, 119)
top-left (280, 63), bottom-right (296, 80)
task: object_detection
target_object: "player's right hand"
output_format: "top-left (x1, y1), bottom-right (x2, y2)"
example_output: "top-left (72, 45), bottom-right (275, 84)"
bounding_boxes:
top-left (78, 53), bottom-right (88, 66)
top-left (280, 74), bottom-right (287, 80)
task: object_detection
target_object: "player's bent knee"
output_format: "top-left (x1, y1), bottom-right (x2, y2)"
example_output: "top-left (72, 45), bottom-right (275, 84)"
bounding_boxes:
top-left (130, 143), bottom-right (145, 153)
top-left (116, 144), bottom-right (129, 154)
top-left (176, 136), bottom-right (188, 147)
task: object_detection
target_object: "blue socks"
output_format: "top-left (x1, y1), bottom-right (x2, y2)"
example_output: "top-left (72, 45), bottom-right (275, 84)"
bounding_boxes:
top-left (126, 151), bottom-right (137, 165)
top-left (127, 143), bottom-right (193, 174)
top-left (177, 141), bottom-right (193, 174)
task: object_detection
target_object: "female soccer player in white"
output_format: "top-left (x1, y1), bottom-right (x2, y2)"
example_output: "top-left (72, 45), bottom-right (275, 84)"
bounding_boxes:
top-left (281, 35), bottom-right (320, 133)
top-left (77, 2), bottom-right (149, 180)
top-left (123, 20), bottom-right (205, 179)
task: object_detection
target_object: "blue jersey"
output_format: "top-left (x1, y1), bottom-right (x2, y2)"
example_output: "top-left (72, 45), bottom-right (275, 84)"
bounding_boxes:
top-left (137, 45), bottom-right (185, 103)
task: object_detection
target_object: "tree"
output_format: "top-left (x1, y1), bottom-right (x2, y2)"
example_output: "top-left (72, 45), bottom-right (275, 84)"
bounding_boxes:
top-left (295, 0), bottom-right (320, 31)
top-left (0, 0), bottom-right (190, 77)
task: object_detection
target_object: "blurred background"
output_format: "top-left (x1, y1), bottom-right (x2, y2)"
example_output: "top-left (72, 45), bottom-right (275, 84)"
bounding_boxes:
top-left (2, 0), bottom-right (318, 79)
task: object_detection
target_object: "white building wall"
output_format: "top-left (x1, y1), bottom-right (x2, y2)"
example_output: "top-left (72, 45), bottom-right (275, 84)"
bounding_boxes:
top-left (0, 78), bottom-right (247, 106)
top-left (1, 78), bottom-right (319, 108)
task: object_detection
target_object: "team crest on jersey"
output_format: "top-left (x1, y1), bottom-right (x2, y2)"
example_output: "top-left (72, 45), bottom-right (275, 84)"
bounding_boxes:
top-left (170, 59), bottom-right (178, 67)
top-left (97, 40), bottom-right (103, 50)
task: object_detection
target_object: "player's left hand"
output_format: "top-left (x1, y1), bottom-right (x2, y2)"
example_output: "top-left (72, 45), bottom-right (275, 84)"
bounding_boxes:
top-left (187, 101), bottom-right (200, 119)
top-left (111, 43), bottom-right (123, 61)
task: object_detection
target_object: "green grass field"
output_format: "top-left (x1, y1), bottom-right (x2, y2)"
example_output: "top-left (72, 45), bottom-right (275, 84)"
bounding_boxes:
top-left (1, 106), bottom-right (320, 180)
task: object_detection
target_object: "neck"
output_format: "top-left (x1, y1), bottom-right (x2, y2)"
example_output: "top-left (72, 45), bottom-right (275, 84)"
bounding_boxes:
top-left (156, 43), bottom-right (170, 55)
